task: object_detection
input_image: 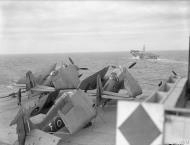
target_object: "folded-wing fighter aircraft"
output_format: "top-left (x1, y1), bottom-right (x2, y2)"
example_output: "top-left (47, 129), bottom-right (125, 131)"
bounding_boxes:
top-left (80, 63), bottom-right (142, 105)
top-left (8, 57), bottom-right (86, 98)
top-left (23, 61), bottom-right (82, 99)
top-left (28, 65), bottom-right (80, 92)
top-left (14, 57), bottom-right (87, 88)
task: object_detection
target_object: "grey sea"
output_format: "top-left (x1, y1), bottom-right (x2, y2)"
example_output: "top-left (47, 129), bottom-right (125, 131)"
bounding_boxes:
top-left (0, 50), bottom-right (188, 97)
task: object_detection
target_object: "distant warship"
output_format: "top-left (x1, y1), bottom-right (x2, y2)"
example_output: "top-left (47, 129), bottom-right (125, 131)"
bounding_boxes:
top-left (130, 45), bottom-right (159, 59)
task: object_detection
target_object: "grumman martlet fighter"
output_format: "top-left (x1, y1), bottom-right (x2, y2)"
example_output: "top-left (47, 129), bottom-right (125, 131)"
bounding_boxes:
top-left (10, 68), bottom-right (142, 145)
top-left (15, 57), bottom-right (87, 88)
top-left (79, 62), bottom-right (142, 106)
top-left (10, 89), bottom-right (98, 145)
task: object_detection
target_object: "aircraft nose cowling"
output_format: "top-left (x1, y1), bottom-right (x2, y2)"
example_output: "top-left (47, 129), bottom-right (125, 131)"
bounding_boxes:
top-left (42, 116), bottom-right (65, 133)
top-left (110, 73), bottom-right (119, 82)
top-left (50, 70), bottom-right (57, 76)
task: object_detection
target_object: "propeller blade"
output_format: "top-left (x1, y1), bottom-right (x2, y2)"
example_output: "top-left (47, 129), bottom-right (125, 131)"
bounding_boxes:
top-left (79, 67), bottom-right (88, 70)
top-left (68, 57), bottom-right (74, 64)
top-left (128, 62), bottom-right (137, 69)
top-left (158, 81), bottom-right (162, 87)
top-left (172, 70), bottom-right (177, 76)
top-left (78, 74), bottom-right (83, 78)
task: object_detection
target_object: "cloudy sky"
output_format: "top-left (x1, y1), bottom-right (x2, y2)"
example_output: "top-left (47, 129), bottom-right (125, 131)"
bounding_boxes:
top-left (0, 1), bottom-right (190, 54)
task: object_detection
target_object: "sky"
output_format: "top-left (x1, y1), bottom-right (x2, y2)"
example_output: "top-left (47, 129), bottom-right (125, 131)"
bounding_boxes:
top-left (0, 1), bottom-right (190, 54)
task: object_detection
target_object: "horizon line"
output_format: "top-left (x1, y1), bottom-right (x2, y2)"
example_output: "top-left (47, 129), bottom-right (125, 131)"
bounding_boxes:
top-left (0, 49), bottom-right (188, 55)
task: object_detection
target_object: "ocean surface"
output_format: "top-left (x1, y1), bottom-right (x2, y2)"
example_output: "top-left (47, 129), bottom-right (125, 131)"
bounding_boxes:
top-left (0, 50), bottom-right (188, 97)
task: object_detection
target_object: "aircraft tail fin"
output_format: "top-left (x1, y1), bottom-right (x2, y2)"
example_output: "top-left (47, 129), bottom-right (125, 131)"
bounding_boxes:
top-left (10, 107), bottom-right (35, 145)
top-left (96, 74), bottom-right (103, 107)
top-left (26, 71), bottom-right (37, 91)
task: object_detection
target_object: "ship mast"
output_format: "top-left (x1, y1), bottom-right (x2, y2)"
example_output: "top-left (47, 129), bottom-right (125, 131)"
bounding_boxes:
top-left (143, 44), bottom-right (146, 52)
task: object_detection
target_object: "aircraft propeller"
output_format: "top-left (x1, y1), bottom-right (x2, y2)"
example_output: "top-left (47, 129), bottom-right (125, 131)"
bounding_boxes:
top-left (172, 70), bottom-right (177, 76)
top-left (68, 57), bottom-right (88, 70)
top-left (68, 57), bottom-right (74, 65)
top-left (78, 74), bottom-right (83, 78)
top-left (111, 62), bottom-right (137, 69)
top-left (128, 62), bottom-right (137, 69)
top-left (79, 67), bottom-right (88, 70)
top-left (158, 81), bottom-right (162, 87)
